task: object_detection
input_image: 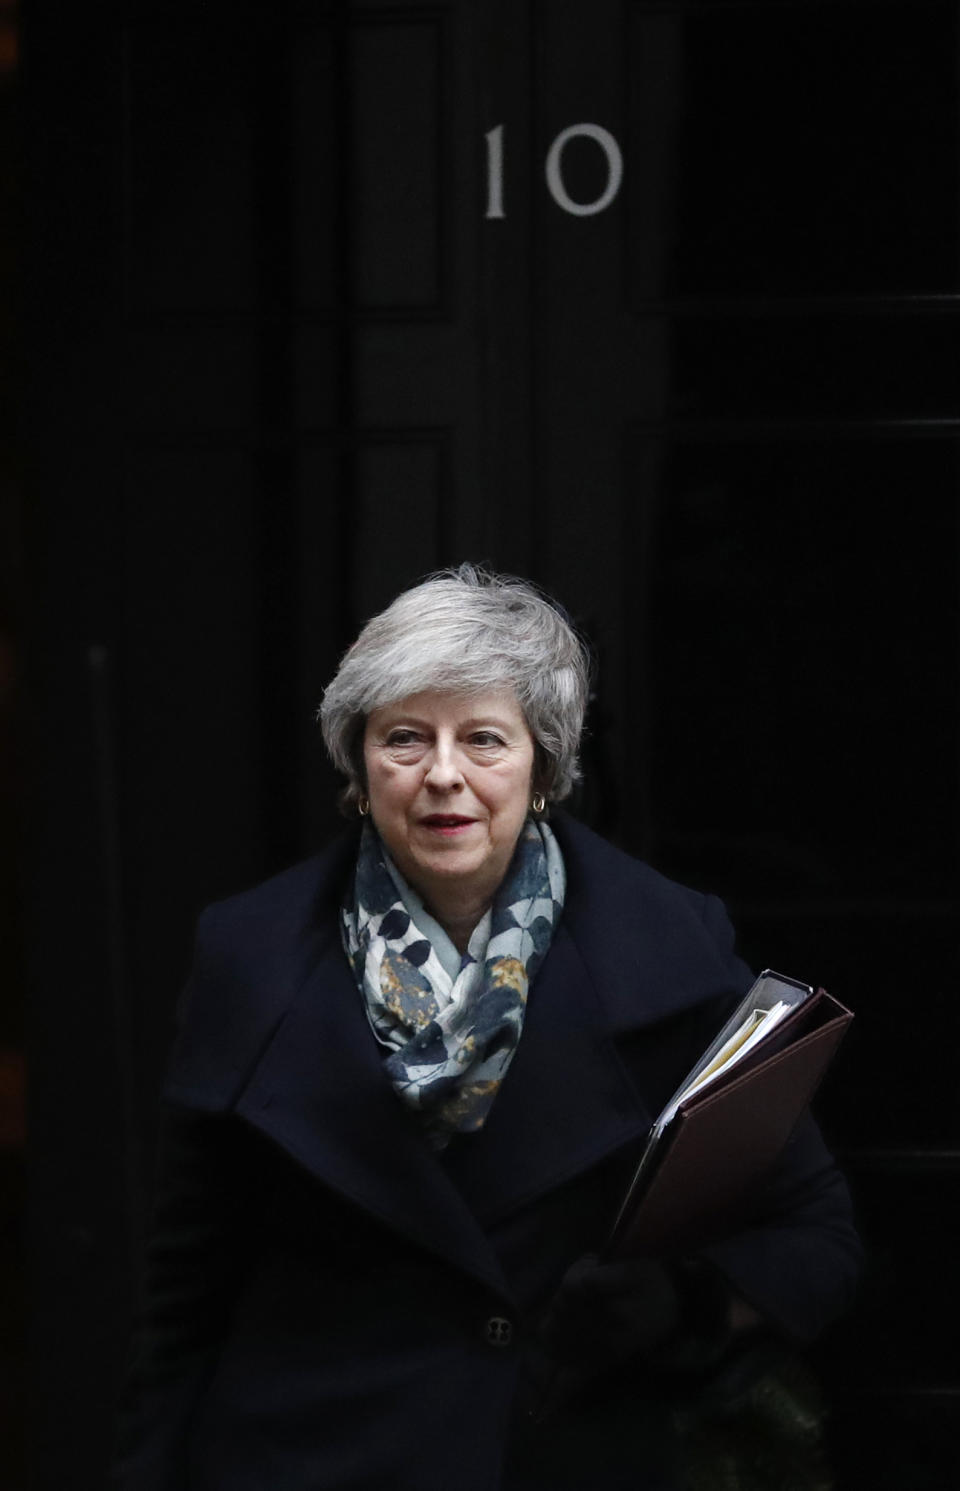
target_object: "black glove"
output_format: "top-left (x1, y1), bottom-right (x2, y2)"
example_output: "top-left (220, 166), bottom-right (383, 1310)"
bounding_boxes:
top-left (538, 1253), bottom-right (683, 1372)
top-left (525, 1253), bottom-right (735, 1420)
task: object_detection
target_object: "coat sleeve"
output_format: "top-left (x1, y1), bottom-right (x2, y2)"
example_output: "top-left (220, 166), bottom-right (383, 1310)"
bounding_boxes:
top-left (112, 903), bottom-right (278, 1491)
top-left (112, 1103), bottom-right (265, 1490)
top-left (690, 892), bottom-right (862, 1344)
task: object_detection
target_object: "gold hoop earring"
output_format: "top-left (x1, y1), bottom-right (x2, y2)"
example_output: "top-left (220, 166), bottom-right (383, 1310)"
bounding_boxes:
top-left (358, 796), bottom-right (370, 817)
top-left (531, 793), bottom-right (546, 815)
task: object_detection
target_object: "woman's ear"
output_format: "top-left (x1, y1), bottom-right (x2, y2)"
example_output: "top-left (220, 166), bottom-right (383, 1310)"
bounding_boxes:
top-left (531, 744), bottom-right (552, 800)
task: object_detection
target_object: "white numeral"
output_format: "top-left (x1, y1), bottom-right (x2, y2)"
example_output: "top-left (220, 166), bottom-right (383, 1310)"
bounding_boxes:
top-left (545, 123), bottom-right (623, 217)
top-left (484, 122), bottom-right (623, 220)
top-left (484, 124), bottom-right (505, 220)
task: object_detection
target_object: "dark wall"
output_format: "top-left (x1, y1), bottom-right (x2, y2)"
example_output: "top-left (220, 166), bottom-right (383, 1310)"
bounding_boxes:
top-left (23, 2), bottom-right (959, 1487)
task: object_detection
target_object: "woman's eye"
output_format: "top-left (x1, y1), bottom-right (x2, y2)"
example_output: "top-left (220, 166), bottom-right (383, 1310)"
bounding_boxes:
top-left (470, 732), bottom-right (504, 748)
top-left (385, 730), bottom-right (421, 748)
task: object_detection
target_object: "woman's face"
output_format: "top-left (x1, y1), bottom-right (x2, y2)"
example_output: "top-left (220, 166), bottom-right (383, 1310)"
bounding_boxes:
top-left (362, 688), bottom-right (537, 912)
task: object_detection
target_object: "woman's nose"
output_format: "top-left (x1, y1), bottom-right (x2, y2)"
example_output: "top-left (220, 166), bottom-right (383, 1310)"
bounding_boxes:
top-left (424, 738), bottom-right (464, 791)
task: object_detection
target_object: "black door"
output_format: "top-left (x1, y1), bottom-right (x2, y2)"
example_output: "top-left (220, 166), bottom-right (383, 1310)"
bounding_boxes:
top-left (23, 2), bottom-right (960, 1486)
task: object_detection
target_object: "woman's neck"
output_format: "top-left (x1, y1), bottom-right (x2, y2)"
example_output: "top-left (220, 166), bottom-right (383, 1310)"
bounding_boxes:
top-left (423, 887), bottom-right (491, 955)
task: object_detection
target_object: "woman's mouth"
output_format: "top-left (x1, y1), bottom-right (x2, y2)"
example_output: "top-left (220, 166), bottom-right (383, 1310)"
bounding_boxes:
top-left (419, 815), bottom-right (476, 836)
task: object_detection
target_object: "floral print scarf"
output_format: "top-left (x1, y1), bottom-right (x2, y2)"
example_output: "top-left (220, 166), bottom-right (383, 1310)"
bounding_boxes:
top-left (341, 816), bottom-right (566, 1147)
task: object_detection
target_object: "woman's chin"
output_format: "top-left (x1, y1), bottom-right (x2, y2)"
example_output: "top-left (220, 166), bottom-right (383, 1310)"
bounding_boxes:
top-left (413, 845), bottom-right (486, 884)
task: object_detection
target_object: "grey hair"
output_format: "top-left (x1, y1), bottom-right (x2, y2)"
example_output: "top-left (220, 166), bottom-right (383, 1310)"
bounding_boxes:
top-left (319, 564), bottom-right (590, 808)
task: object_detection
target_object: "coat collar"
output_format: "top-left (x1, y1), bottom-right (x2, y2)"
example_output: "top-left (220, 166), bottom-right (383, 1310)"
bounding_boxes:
top-left (180, 813), bottom-right (735, 1296)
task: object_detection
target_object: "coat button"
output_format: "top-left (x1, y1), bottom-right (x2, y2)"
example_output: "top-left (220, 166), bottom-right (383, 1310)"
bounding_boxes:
top-left (485, 1315), bottom-right (513, 1347)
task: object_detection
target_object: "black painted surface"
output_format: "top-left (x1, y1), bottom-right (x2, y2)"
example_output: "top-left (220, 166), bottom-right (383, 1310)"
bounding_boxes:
top-left (22, 1), bottom-right (959, 1486)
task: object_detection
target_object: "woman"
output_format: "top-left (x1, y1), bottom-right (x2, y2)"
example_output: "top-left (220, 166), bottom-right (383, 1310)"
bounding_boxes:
top-left (116, 565), bottom-right (860, 1491)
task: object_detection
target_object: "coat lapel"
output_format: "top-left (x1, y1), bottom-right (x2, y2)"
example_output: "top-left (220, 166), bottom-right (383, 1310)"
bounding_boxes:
top-left (437, 919), bottom-right (653, 1223)
top-left (233, 923), bottom-right (512, 1298)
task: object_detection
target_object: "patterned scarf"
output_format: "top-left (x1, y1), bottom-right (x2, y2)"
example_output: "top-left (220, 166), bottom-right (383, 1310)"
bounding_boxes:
top-left (341, 816), bottom-right (566, 1147)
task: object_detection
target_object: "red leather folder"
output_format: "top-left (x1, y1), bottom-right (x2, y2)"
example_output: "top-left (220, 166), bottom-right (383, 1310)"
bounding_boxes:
top-left (606, 984), bottom-right (853, 1259)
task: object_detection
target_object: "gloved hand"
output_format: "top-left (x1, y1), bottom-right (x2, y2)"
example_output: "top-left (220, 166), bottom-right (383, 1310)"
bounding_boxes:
top-left (525, 1252), bottom-right (735, 1420)
top-left (537, 1252), bottom-right (684, 1373)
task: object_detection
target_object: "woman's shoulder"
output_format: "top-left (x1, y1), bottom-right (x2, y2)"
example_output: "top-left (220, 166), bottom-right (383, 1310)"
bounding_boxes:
top-left (164, 828), bottom-right (361, 1110)
top-left (550, 809), bottom-right (754, 1024)
top-left (551, 809), bottom-right (720, 917)
top-left (196, 826), bottom-right (359, 953)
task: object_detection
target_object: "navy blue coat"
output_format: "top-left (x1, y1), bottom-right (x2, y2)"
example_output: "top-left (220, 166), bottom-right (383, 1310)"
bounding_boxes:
top-left (115, 812), bottom-right (860, 1491)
